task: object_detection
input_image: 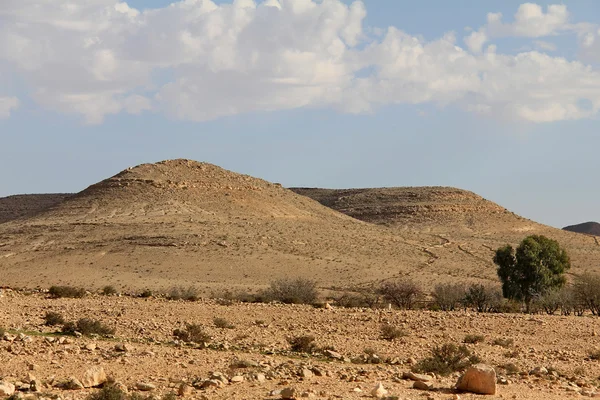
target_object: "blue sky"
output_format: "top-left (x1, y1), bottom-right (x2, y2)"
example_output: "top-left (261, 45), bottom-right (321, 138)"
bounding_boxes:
top-left (1, 0), bottom-right (599, 228)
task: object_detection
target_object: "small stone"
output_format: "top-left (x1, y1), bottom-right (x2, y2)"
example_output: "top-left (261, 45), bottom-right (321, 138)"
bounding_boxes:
top-left (136, 382), bottom-right (156, 391)
top-left (413, 380), bottom-right (434, 390)
top-left (200, 379), bottom-right (221, 389)
top-left (281, 387), bottom-right (296, 399)
top-left (529, 366), bottom-right (548, 376)
top-left (178, 383), bottom-right (193, 396)
top-left (300, 369), bottom-right (313, 379)
top-left (81, 366), bottom-right (107, 388)
top-left (85, 343), bottom-right (97, 351)
top-left (114, 343), bottom-right (131, 352)
top-left (230, 376), bottom-right (244, 383)
top-left (255, 373), bottom-right (266, 383)
top-left (61, 377), bottom-right (85, 390)
top-left (0, 382), bottom-right (16, 396)
top-left (402, 371), bottom-right (432, 382)
top-left (371, 382), bottom-right (388, 398)
top-left (324, 350), bottom-right (343, 360)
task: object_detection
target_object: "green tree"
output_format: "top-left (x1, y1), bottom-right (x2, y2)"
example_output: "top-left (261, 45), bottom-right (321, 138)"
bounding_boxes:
top-left (494, 235), bottom-right (570, 310)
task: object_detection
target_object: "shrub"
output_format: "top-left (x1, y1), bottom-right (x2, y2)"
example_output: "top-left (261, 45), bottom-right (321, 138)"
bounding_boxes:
top-left (464, 284), bottom-right (501, 312)
top-left (378, 280), bottom-right (422, 310)
top-left (463, 334), bottom-right (485, 344)
top-left (213, 317), bottom-right (235, 329)
top-left (573, 274), bottom-right (600, 315)
top-left (262, 278), bottom-right (319, 304)
top-left (335, 289), bottom-right (382, 309)
top-left (0, 327), bottom-right (4, 337)
top-left (413, 343), bottom-right (480, 376)
top-left (432, 283), bottom-right (467, 311)
top-left (44, 311), bottom-right (65, 326)
top-left (166, 286), bottom-right (199, 301)
top-left (287, 335), bottom-right (317, 353)
top-left (87, 385), bottom-right (127, 400)
top-left (588, 349), bottom-right (600, 361)
top-left (173, 323), bottom-right (210, 344)
top-left (497, 363), bottom-right (520, 375)
top-left (62, 318), bottom-right (115, 336)
top-left (48, 286), bottom-right (86, 299)
top-left (101, 285), bottom-right (118, 296)
top-left (380, 324), bottom-right (406, 341)
top-left (492, 337), bottom-right (514, 348)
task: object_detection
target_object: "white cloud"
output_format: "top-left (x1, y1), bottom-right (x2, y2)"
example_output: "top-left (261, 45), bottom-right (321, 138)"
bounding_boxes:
top-left (0, 96), bottom-right (19, 119)
top-left (533, 40), bottom-right (557, 52)
top-left (0, 1), bottom-right (598, 124)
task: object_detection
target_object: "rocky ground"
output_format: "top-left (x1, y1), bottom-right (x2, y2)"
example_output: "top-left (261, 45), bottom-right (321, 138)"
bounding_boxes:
top-left (2, 290), bottom-right (600, 399)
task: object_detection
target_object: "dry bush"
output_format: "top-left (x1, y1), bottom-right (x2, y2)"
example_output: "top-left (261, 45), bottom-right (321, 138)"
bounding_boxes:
top-left (48, 286), bottom-right (86, 299)
top-left (464, 284), bottom-right (502, 312)
top-left (588, 349), bottom-right (600, 361)
top-left (138, 289), bottom-right (153, 298)
top-left (44, 311), bottom-right (65, 326)
top-left (262, 278), bottom-right (319, 305)
top-left (101, 285), bottom-right (118, 296)
top-left (213, 317), bottom-right (235, 329)
top-left (87, 385), bottom-right (177, 400)
top-left (166, 286), bottom-right (200, 301)
top-left (497, 363), bottom-right (520, 375)
top-left (413, 343), bottom-right (481, 376)
top-left (432, 283), bottom-right (467, 311)
top-left (287, 335), bottom-right (317, 353)
top-left (62, 318), bottom-right (115, 336)
top-left (573, 274), bottom-right (600, 315)
top-left (0, 327), bottom-right (4, 337)
top-left (492, 337), bottom-right (514, 348)
top-left (380, 324), bottom-right (406, 341)
top-left (378, 280), bottom-right (422, 310)
top-left (173, 323), bottom-right (210, 344)
top-left (463, 334), bottom-right (485, 344)
top-left (335, 288), bottom-right (382, 309)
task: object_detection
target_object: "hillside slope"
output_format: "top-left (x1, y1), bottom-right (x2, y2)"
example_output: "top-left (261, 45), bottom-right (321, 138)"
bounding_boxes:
top-left (563, 222), bottom-right (600, 237)
top-left (0, 160), bottom-right (432, 292)
top-left (0, 194), bottom-right (72, 224)
top-left (291, 187), bottom-right (600, 281)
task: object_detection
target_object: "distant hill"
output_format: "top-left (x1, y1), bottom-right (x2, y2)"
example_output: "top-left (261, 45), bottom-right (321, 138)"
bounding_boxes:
top-left (563, 222), bottom-right (600, 236)
top-left (0, 194), bottom-right (72, 224)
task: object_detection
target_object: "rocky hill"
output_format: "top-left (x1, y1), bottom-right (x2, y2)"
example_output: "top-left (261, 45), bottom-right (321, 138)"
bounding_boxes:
top-left (0, 160), bottom-right (429, 292)
top-left (563, 222), bottom-right (600, 236)
top-left (0, 193), bottom-right (72, 224)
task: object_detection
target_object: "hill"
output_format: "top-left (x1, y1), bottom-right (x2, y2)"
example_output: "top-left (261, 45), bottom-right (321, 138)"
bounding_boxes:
top-left (291, 187), bottom-right (600, 281)
top-left (0, 193), bottom-right (72, 224)
top-left (0, 160), bottom-right (430, 292)
top-left (563, 221), bottom-right (600, 236)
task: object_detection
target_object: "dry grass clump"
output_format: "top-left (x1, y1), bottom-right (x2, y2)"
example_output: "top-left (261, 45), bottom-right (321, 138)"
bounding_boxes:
top-left (413, 343), bottom-right (481, 376)
top-left (380, 324), bottom-right (407, 341)
top-left (173, 323), bottom-right (210, 344)
top-left (287, 335), bottom-right (317, 353)
top-left (213, 317), bottom-right (235, 329)
top-left (48, 286), bottom-right (86, 299)
top-left (262, 278), bottom-right (319, 305)
top-left (62, 318), bottom-right (115, 336)
top-left (166, 286), bottom-right (200, 301)
top-left (463, 334), bottom-right (485, 344)
top-left (44, 311), bottom-right (65, 326)
top-left (492, 337), bottom-right (514, 348)
top-left (101, 285), bottom-right (118, 296)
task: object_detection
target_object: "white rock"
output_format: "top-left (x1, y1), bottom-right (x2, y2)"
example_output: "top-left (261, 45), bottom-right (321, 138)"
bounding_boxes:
top-left (370, 382), bottom-right (388, 398)
top-left (0, 382), bottom-right (16, 396)
top-left (81, 366), bottom-right (107, 388)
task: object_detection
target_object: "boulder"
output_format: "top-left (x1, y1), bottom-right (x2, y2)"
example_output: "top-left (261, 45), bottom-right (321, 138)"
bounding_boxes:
top-left (0, 382), bottom-right (15, 396)
top-left (455, 364), bottom-right (496, 395)
top-left (81, 366), bottom-right (107, 388)
top-left (371, 383), bottom-right (388, 398)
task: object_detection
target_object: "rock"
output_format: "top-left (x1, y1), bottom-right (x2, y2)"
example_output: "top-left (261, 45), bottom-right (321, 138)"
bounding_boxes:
top-left (178, 383), bottom-right (193, 396)
top-left (254, 373), bottom-right (266, 383)
top-left (85, 343), bottom-right (97, 351)
top-left (200, 379), bottom-right (221, 389)
top-left (530, 366), bottom-right (548, 376)
top-left (136, 382), bottom-right (156, 391)
top-left (209, 372), bottom-right (229, 384)
top-left (0, 382), bottom-right (16, 396)
top-left (371, 382), bottom-right (388, 398)
top-left (61, 377), bottom-right (85, 390)
top-left (324, 350), bottom-right (343, 360)
top-left (114, 343), bottom-right (131, 352)
top-left (455, 364), bottom-right (496, 395)
top-left (81, 366), bottom-right (107, 388)
top-left (281, 387), bottom-right (296, 399)
top-left (300, 368), bottom-right (313, 379)
top-left (413, 380), bottom-right (434, 390)
top-left (230, 376), bottom-right (244, 383)
top-left (402, 371), bottom-right (432, 382)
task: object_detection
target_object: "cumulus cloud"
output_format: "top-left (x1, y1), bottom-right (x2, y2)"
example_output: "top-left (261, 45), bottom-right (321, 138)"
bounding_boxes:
top-left (0, 97), bottom-right (20, 119)
top-left (0, 0), bottom-right (598, 124)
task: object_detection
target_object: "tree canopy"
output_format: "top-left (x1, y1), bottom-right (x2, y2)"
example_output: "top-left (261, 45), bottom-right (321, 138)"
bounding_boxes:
top-left (494, 235), bottom-right (570, 308)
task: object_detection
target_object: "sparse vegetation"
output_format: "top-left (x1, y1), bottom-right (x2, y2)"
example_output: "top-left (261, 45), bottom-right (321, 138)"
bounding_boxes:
top-left (497, 362), bottom-right (520, 375)
top-left (173, 323), bottom-right (210, 344)
top-left (464, 284), bottom-right (501, 313)
top-left (588, 348), bottom-right (600, 360)
top-left (380, 324), bottom-right (406, 341)
top-left (62, 318), bottom-right (115, 336)
top-left (0, 327), bottom-right (5, 337)
top-left (413, 343), bottom-right (481, 376)
top-left (138, 289), bottom-right (153, 298)
top-left (262, 278), bottom-right (319, 304)
top-left (87, 385), bottom-right (177, 400)
top-left (44, 311), bottom-right (65, 326)
top-left (378, 280), bottom-right (422, 310)
top-left (287, 335), bottom-right (317, 353)
top-left (492, 337), bottom-right (514, 348)
top-left (213, 317), bottom-right (235, 329)
top-left (166, 286), bottom-right (199, 301)
top-left (101, 285), bottom-right (118, 296)
top-left (432, 283), bottom-right (467, 311)
top-left (463, 334), bottom-right (485, 344)
top-left (48, 285), bottom-right (86, 298)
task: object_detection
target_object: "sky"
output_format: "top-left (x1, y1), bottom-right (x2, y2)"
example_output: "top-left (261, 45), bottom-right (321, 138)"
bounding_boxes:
top-left (1, 0), bottom-right (599, 229)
